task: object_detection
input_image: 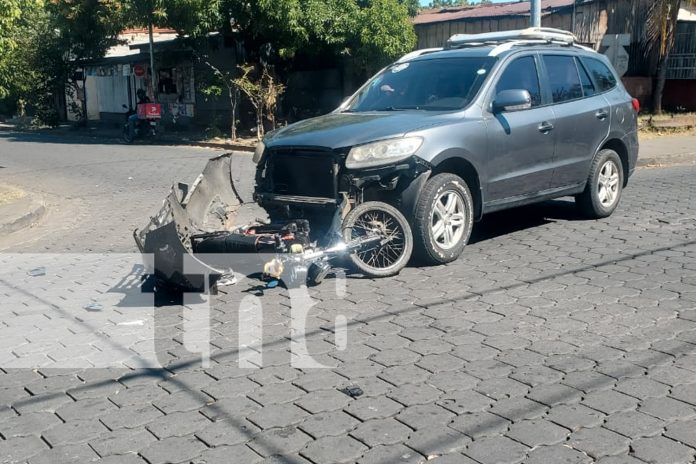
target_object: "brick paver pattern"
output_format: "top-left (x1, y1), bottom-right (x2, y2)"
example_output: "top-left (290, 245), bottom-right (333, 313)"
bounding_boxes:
top-left (1, 135), bottom-right (696, 463)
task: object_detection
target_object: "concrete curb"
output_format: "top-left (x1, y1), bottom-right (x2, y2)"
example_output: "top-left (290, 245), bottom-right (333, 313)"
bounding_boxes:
top-left (0, 196), bottom-right (46, 235)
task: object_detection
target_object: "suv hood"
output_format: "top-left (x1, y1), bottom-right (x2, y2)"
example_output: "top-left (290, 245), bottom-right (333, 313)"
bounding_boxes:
top-left (265, 112), bottom-right (450, 150)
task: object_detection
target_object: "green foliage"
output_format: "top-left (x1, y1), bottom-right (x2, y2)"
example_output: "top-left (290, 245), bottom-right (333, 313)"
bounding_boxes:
top-left (428, 0), bottom-right (469, 8)
top-left (399, 0), bottom-right (420, 17)
top-left (1, 0), bottom-right (125, 122)
top-left (355, 0), bottom-right (417, 71)
top-left (155, 0), bottom-right (416, 69)
top-left (0, 0), bottom-right (43, 99)
top-left (153, 0), bottom-right (416, 128)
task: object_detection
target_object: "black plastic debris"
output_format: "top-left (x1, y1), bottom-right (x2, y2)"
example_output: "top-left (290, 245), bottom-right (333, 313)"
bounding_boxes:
top-left (340, 385), bottom-right (364, 398)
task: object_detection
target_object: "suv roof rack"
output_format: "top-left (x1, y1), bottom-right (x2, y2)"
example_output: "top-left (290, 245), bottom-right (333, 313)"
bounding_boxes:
top-left (396, 47), bottom-right (443, 63)
top-left (446, 27), bottom-right (577, 49)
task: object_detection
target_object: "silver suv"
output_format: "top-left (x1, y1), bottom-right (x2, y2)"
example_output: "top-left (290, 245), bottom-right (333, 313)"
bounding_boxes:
top-left (254, 28), bottom-right (639, 265)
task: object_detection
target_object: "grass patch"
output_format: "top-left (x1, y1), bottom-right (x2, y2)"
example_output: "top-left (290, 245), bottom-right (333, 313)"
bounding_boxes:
top-left (639, 112), bottom-right (696, 139)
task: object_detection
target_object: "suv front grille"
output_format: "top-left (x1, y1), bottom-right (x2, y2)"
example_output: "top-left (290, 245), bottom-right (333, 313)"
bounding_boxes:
top-left (267, 149), bottom-right (337, 199)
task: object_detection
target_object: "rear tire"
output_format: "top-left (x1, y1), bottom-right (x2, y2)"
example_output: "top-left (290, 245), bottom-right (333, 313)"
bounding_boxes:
top-left (575, 149), bottom-right (624, 219)
top-left (342, 201), bottom-right (413, 278)
top-left (413, 173), bottom-right (474, 265)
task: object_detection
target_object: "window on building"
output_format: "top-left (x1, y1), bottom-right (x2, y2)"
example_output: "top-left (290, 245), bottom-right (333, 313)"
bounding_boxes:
top-left (581, 57), bottom-right (617, 92)
top-left (543, 55), bottom-right (583, 103)
top-left (496, 56), bottom-right (542, 107)
top-left (158, 68), bottom-right (177, 95)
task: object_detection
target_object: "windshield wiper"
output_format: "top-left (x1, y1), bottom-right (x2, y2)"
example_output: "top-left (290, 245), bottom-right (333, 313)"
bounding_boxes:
top-left (376, 105), bottom-right (422, 111)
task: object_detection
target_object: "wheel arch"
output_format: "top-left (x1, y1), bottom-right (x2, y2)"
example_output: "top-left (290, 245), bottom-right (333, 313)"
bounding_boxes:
top-left (429, 154), bottom-right (484, 221)
top-left (599, 138), bottom-right (629, 187)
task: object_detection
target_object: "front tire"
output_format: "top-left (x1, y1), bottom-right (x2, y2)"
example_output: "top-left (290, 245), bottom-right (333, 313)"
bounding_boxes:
top-left (342, 201), bottom-right (413, 278)
top-left (576, 149), bottom-right (624, 219)
top-left (413, 173), bottom-right (474, 265)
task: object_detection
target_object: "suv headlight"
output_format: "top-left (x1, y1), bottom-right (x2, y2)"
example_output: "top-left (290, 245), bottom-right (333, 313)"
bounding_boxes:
top-left (252, 141), bottom-right (265, 164)
top-left (346, 137), bottom-right (423, 169)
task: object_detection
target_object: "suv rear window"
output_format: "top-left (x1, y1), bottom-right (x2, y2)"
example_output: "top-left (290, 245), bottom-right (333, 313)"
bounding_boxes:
top-left (581, 57), bottom-right (617, 92)
top-left (347, 57), bottom-right (496, 112)
top-left (575, 57), bottom-right (596, 97)
top-left (542, 55), bottom-right (583, 103)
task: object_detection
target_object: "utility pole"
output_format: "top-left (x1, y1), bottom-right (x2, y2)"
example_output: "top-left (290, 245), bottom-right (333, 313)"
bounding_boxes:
top-left (148, 0), bottom-right (156, 100)
top-left (531, 0), bottom-right (541, 27)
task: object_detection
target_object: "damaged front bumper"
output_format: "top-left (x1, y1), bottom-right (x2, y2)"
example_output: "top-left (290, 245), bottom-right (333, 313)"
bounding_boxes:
top-left (134, 153), bottom-right (251, 290)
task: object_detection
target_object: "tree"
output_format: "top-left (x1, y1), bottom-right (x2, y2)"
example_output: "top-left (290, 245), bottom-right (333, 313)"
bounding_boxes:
top-left (142, 0), bottom-right (415, 136)
top-left (0, 0), bottom-right (43, 101)
top-left (40, 1), bottom-right (124, 124)
top-left (233, 63), bottom-right (285, 140)
top-left (355, 0), bottom-right (418, 72)
top-left (0, 0), bottom-right (22, 99)
top-left (2, 1), bottom-right (125, 123)
top-left (195, 54), bottom-right (241, 140)
top-left (399, 0), bottom-right (421, 17)
top-left (428, 0), bottom-right (469, 9)
top-left (644, 0), bottom-right (696, 114)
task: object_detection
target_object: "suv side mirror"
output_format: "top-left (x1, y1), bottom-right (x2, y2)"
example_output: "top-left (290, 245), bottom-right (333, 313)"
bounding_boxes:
top-left (493, 89), bottom-right (532, 113)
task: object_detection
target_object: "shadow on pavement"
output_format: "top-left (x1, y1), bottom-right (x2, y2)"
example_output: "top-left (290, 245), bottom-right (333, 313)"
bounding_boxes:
top-left (470, 199), bottom-right (584, 244)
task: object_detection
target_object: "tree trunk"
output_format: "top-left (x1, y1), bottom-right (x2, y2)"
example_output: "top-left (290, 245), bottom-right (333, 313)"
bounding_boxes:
top-left (256, 105), bottom-right (264, 140)
top-left (651, 0), bottom-right (681, 115)
top-left (80, 79), bottom-right (88, 126)
top-left (228, 86), bottom-right (238, 141)
top-left (653, 50), bottom-right (672, 115)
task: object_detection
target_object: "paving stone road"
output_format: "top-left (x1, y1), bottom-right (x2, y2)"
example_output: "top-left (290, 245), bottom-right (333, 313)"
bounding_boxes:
top-left (1, 131), bottom-right (696, 463)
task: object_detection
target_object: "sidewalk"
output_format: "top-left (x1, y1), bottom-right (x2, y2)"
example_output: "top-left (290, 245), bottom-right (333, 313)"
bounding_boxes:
top-left (0, 185), bottom-right (45, 235)
top-left (638, 134), bottom-right (696, 167)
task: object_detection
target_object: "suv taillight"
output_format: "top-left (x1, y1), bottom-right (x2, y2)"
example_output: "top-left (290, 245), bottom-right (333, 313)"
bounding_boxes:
top-left (631, 98), bottom-right (640, 113)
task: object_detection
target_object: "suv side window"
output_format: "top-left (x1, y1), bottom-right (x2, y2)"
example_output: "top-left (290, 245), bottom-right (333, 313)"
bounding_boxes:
top-left (496, 56), bottom-right (542, 107)
top-left (575, 57), bottom-right (596, 97)
top-left (581, 57), bottom-right (617, 92)
top-left (542, 55), bottom-right (583, 103)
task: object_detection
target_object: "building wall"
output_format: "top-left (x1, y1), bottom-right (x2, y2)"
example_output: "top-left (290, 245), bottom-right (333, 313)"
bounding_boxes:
top-left (414, 0), bottom-right (658, 77)
top-left (663, 80), bottom-right (696, 110)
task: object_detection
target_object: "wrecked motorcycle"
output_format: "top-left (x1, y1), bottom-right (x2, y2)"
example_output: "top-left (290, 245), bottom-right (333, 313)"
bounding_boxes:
top-left (134, 153), bottom-right (413, 289)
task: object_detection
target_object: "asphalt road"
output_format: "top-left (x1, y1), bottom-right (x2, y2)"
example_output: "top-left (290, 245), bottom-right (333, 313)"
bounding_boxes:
top-left (1, 131), bottom-right (696, 464)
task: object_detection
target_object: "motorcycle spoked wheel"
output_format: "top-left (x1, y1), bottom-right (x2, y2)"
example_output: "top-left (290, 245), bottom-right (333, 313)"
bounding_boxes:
top-left (342, 201), bottom-right (413, 278)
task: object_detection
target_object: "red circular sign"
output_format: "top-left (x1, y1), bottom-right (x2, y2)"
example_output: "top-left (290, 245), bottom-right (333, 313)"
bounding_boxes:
top-left (133, 65), bottom-right (145, 77)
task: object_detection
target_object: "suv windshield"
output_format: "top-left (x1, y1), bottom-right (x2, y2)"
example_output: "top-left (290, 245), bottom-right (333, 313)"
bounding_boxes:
top-left (346, 57), bottom-right (496, 112)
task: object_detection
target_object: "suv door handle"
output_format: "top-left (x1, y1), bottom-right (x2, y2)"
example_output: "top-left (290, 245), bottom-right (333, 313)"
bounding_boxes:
top-left (538, 122), bottom-right (554, 133)
top-left (595, 109), bottom-right (609, 120)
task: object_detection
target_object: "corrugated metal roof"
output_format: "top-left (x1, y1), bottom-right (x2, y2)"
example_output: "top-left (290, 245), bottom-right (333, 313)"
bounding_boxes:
top-left (414, 0), bottom-right (576, 25)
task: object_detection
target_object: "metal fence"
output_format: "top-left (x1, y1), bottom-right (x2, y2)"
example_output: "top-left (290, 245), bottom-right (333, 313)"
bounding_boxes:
top-left (667, 22), bottom-right (696, 80)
